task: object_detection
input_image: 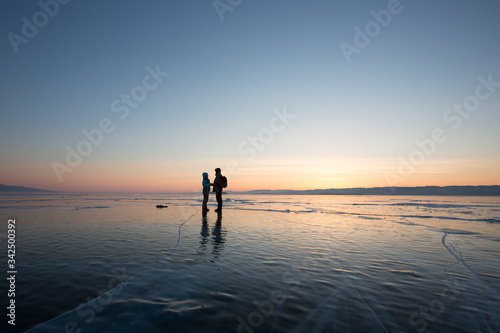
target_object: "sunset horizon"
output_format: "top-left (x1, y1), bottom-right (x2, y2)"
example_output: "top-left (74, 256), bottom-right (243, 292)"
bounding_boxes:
top-left (2, 181), bottom-right (500, 194)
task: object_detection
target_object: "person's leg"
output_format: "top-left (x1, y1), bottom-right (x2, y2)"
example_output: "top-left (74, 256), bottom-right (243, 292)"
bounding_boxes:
top-left (202, 188), bottom-right (209, 210)
top-left (216, 191), bottom-right (222, 211)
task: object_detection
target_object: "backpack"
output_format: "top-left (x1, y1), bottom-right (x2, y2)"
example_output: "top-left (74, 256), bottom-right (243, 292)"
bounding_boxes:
top-left (221, 176), bottom-right (228, 188)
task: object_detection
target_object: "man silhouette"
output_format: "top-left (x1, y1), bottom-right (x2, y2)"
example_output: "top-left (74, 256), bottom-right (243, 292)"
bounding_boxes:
top-left (212, 168), bottom-right (224, 212)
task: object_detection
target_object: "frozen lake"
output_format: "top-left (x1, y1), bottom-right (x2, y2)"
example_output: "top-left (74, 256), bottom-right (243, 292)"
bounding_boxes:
top-left (1, 193), bottom-right (499, 332)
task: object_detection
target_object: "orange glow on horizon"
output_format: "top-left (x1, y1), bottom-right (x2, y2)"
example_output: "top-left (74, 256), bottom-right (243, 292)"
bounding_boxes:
top-left (2, 158), bottom-right (499, 193)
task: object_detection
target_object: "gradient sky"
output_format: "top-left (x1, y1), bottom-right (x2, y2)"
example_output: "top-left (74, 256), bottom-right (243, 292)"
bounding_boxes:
top-left (1, 0), bottom-right (499, 192)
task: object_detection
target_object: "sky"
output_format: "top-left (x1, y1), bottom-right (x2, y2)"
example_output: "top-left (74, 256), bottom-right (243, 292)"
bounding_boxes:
top-left (1, 0), bottom-right (499, 192)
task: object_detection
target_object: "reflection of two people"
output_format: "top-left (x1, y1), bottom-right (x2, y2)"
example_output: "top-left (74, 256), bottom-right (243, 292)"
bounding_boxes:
top-left (200, 210), bottom-right (225, 258)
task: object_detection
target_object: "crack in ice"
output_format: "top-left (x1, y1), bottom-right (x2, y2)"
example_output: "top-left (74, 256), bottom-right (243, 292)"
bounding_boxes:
top-left (327, 242), bottom-right (390, 333)
top-left (442, 232), bottom-right (500, 299)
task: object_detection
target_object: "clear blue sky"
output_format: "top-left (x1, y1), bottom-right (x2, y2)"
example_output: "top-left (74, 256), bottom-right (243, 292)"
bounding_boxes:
top-left (1, 0), bottom-right (499, 192)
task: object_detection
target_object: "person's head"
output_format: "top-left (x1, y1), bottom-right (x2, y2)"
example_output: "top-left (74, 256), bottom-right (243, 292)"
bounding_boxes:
top-left (215, 168), bottom-right (221, 175)
top-left (202, 172), bottom-right (208, 179)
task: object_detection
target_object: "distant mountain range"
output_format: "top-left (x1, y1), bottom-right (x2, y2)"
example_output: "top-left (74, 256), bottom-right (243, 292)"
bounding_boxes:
top-left (1, 184), bottom-right (500, 196)
top-left (230, 185), bottom-right (500, 196)
top-left (0, 184), bottom-right (55, 193)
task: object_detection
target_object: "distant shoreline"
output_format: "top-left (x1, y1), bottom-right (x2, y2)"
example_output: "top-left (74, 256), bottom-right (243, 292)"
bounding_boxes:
top-left (2, 184), bottom-right (500, 196)
top-left (229, 185), bottom-right (500, 196)
top-left (0, 184), bottom-right (56, 193)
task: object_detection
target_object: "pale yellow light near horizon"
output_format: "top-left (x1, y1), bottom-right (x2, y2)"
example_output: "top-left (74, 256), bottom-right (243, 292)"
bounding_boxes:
top-left (3, 157), bottom-right (499, 193)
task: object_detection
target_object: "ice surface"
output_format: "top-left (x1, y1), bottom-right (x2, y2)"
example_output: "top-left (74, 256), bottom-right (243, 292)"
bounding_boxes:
top-left (1, 193), bottom-right (498, 332)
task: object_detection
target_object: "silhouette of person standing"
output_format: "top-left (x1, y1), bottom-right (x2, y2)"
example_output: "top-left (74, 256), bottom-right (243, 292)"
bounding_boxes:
top-left (202, 172), bottom-right (211, 211)
top-left (212, 168), bottom-right (224, 212)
